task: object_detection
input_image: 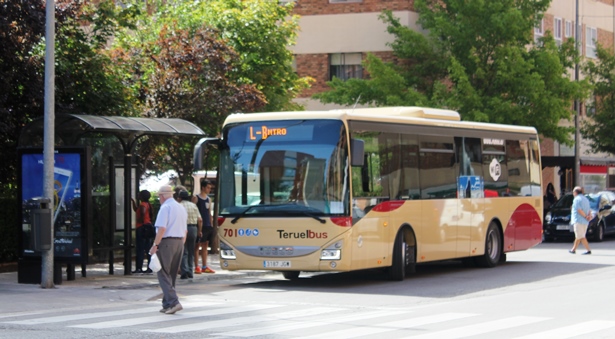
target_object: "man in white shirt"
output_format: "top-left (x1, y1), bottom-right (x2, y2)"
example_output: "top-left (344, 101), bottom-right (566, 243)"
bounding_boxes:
top-left (149, 185), bottom-right (187, 314)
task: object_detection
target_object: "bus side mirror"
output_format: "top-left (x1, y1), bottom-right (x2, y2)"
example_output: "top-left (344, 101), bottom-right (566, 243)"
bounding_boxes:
top-left (351, 138), bottom-right (364, 167)
top-left (193, 137), bottom-right (221, 171)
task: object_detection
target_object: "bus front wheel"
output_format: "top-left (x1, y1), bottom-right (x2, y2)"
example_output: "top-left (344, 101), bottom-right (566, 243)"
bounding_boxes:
top-left (282, 271), bottom-right (300, 280)
top-left (474, 223), bottom-right (502, 268)
top-left (388, 231), bottom-right (415, 281)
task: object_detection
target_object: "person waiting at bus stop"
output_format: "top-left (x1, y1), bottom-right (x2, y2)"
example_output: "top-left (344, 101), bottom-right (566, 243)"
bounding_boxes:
top-left (149, 184), bottom-right (187, 314)
top-left (130, 190), bottom-right (154, 274)
top-left (179, 190), bottom-right (201, 279)
top-left (569, 186), bottom-right (592, 255)
top-left (193, 179), bottom-right (215, 273)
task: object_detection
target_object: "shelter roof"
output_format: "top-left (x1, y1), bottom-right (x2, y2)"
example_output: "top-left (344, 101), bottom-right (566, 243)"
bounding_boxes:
top-left (19, 114), bottom-right (205, 148)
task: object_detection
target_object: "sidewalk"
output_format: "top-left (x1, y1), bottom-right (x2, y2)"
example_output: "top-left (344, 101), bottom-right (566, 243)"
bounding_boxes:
top-left (0, 254), bottom-right (271, 290)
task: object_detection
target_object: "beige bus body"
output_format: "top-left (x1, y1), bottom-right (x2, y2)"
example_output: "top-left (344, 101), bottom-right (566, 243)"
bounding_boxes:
top-left (213, 107), bottom-right (543, 280)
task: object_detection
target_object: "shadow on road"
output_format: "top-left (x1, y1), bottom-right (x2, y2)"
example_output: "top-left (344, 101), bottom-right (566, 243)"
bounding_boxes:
top-left (233, 241), bottom-right (614, 298)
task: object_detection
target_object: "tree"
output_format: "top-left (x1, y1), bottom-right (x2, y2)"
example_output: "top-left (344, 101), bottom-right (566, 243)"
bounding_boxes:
top-left (194, 0), bottom-right (311, 112)
top-left (315, 1), bottom-right (587, 145)
top-left (581, 44), bottom-right (615, 155)
top-left (0, 0), bottom-right (137, 195)
top-left (118, 0), bottom-right (311, 113)
top-left (53, 0), bottom-right (141, 116)
top-left (112, 24), bottom-right (267, 184)
top-left (112, 0), bottom-right (308, 184)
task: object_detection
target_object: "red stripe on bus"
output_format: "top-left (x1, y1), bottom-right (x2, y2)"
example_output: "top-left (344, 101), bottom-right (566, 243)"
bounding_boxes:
top-left (503, 203), bottom-right (542, 251)
top-left (371, 200), bottom-right (405, 212)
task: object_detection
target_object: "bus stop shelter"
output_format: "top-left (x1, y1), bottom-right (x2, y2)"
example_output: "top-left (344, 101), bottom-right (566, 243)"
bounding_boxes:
top-left (18, 114), bottom-right (205, 279)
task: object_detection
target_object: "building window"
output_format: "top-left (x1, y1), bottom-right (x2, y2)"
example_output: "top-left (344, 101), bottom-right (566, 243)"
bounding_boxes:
top-left (586, 26), bottom-right (597, 59)
top-left (330, 53), bottom-right (363, 81)
top-left (565, 20), bottom-right (573, 38)
top-left (534, 19), bottom-right (543, 44)
top-left (554, 17), bottom-right (562, 46)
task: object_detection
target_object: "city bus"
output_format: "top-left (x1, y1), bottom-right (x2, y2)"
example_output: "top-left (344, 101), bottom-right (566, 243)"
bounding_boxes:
top-left (193, 106), bottom-right (543, 280)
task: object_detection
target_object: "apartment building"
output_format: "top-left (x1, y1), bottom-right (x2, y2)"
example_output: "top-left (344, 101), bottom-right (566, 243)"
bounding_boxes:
top-left (290, 0), bottom-right (615, 194)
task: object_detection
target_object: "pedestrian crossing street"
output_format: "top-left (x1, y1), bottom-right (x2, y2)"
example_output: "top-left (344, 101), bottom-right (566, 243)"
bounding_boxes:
top-left (2, 299), bottom-right (615, 338)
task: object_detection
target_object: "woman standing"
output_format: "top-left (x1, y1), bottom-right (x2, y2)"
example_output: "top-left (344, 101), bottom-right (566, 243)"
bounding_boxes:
top-left (131, 190), bottom-right (155, 273)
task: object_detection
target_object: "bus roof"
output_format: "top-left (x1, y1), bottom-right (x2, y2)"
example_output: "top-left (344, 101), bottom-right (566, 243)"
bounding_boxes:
top-left (223, 106), bottom-right (538, 135)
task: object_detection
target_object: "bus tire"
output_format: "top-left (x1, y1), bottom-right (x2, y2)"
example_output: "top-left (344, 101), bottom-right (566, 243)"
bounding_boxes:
top-left (388, 231), bottom-right (412, 281)
top-left (282, 271), bottom-right (300, 280)
top-left (499, 253), bottom-right (507, 264)
top-left (474, 223), bottom-right (502, 268)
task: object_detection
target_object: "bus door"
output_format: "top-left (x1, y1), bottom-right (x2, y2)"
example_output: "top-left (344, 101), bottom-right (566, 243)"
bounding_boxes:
top-left (455, 137), bottom-right (484, 257)
top-left (351, 197), bottom-right (390, 269)
top-left (351, 148), bottom-right (390, 269)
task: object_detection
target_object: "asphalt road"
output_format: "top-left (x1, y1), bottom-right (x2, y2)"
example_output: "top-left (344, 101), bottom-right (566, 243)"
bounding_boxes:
top-left (1, 240), bottom-right (615, 338)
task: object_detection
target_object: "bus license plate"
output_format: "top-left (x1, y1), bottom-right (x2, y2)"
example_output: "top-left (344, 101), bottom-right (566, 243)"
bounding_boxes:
top-left (263, 261), bottom-right (291, 268)
top-left (556, 225), bottom-right (571, 231)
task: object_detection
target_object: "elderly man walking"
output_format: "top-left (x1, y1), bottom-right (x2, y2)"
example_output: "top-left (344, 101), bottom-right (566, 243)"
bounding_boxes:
top-left (569, 186), bottom-right (592, 255)
top-left (149, 185), bottom-right (187, 314)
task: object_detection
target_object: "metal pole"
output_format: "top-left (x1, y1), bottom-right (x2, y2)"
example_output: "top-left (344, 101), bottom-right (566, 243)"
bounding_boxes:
top-left (41, 0), bottom-right (55, 289)
top-left (124, 153), bottom-right (133, 275)
top-left (574, 0), bottom-right (581, 188)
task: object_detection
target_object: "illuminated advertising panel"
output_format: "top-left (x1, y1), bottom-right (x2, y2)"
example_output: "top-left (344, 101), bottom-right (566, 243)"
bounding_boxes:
top-left (19, 148), bottom-right (88, 263)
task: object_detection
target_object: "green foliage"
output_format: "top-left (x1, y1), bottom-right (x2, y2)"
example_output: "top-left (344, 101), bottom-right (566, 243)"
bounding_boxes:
top-left (582, 44), bottom-right (615, 155)
top-left (113, 22), bottom-right (268, 184)
top-left (315, 1), bottom-right (588, 145)
top-left (52, 1), bottom-right (140, 115)
top-left (111, 0), bottom-right (310, 183)
top-left (195, 0), bottom-right (312, 112)
top-left (116, 0), bottom-right (311, 112)
top-left (0, 0), bottom-right (140, 195)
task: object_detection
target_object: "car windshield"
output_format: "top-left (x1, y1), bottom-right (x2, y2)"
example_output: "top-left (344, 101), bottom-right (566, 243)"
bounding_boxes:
top-left (553, 194), bottom-right (574, 209)
top-left (218, 119), bottom-right (350, 217)
top-left (553, 193), bottom-right (604, 211)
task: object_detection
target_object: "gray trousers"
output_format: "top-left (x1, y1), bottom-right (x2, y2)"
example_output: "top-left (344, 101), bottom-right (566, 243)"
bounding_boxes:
top-left (181, 225), bottom-right (198, 276)
top-left (157, 237), bottom-right (184, 308)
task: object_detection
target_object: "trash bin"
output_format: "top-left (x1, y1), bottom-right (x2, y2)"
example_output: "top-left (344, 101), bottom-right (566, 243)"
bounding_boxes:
top-left (17, 197), bottom-right (62, 285)
top-left (31, 198), bottom-right (52, 252)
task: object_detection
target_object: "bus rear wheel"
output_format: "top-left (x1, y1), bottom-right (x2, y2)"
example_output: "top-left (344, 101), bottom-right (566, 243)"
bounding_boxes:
top-left (282, 271), bottom-right (300, 280)
top-left (474, 223), bottom-right (502, 268)
top-left (388, 231), bottom-right (415, 281)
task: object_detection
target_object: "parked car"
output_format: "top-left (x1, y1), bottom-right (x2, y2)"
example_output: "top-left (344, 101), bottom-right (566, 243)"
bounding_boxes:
top-left (543, 190), bottom-right (615, 242)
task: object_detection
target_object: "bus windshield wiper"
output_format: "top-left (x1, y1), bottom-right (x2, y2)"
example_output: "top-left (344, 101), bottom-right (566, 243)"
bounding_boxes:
top-left (230, 205), bottom-right (260, 224)
top-left (275, 204), bottom-right (326, 224)
top-left (301, 211), bottom-right (326, 224)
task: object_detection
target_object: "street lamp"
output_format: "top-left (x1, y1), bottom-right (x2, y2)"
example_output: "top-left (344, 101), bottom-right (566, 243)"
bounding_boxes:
top-left (574, 0), bottom-right (581, 188)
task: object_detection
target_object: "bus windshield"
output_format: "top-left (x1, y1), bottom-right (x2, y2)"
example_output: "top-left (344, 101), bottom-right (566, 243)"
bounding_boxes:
top-left (218, 119), bottom-right (349, 217)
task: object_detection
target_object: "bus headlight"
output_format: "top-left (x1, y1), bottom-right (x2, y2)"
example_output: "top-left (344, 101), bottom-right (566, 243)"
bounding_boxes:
top-left (219, 241), bottom-right (236, 260)
top-left (321, 241), bottom-right (343, 260)
top-left (321, 249), bottom-right (341, 260)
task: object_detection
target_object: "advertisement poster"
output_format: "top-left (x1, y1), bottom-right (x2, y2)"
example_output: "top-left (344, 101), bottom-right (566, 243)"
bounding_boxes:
top-left (457, 175), bottom-right (485, 199)
top-left (21, 152), bottom-right (83, 259)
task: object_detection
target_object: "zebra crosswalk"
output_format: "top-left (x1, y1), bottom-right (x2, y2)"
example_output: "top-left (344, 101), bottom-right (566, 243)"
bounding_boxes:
top-left (2, 300), bottom-right (615, 338)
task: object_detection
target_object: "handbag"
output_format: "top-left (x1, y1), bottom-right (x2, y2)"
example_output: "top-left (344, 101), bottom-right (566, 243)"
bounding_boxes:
top-left (142, 223), bottom-right (156, 239)
top-left (149, 253), bottom-right (162, 272)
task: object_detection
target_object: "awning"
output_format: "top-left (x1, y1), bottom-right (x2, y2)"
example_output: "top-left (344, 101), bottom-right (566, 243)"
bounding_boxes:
top-left (19, 114), bottom-right (206, 149)
top-left (541, 156), bottom-right (615, 169)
